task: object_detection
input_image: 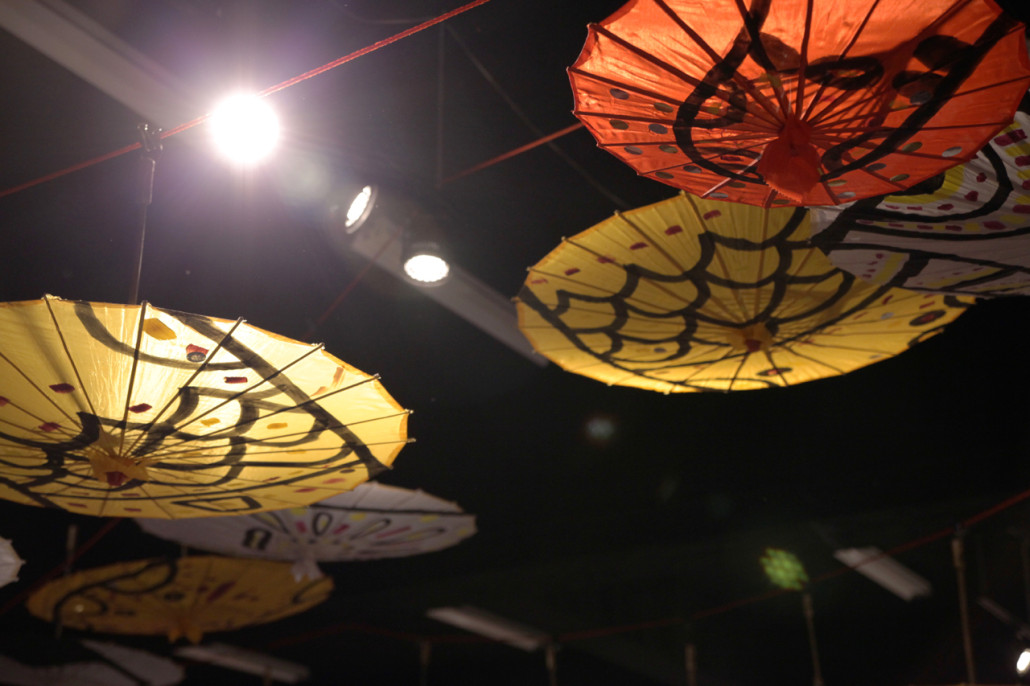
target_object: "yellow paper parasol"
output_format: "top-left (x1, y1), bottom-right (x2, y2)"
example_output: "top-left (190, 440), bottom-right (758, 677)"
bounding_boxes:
top-left (516, 194), bottom-right (971, 392)
top-left (25, 556), bottom-right (332, 643)
top-left (0, 296), bottom-right (410, 518)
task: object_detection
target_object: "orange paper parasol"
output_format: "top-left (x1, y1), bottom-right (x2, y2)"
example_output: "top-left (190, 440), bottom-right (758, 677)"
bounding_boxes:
top-left (569, 0), bottom-right (1030, 206)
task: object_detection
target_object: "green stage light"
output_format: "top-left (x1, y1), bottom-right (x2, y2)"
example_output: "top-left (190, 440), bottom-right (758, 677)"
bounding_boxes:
top-left (761, 548), bottom-right (809, 591)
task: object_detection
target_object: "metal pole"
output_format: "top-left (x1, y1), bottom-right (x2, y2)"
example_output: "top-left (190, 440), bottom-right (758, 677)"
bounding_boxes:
top-left (419, 640), bottom-right (431, 686)
top-left (129, 123), bottom-right (161, 304)
top-left (685, 642), bottom-right (698, 686)
top-left (953, 533), bottom-right (977, 684)
top-left (802, 592), bottom-right (824, 686)
top-left (545, 643), bottom-right (557, 686)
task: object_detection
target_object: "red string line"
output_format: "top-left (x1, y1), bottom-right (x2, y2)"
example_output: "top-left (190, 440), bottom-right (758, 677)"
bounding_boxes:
top-left (441, 122), bottom-right (583, 185)
top-left (254, 484), bottom-right (1030, 649)
top-left (0, 0), bottom-right (493, 202)
top-left (303, 226), bottom-right (401, 341)
top-left (0, 517), bottom-right (122, 618)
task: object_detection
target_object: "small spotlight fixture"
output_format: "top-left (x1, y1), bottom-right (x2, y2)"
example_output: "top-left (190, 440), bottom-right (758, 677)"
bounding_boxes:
top-left (403, 241), bottom-right (450, 286)
top-left (345, 185), bottom-right (375, 230)
top-left (209, 93), bottom-right (279, 164)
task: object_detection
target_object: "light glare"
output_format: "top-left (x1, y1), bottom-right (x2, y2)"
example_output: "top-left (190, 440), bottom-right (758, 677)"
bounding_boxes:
top-left (1018, 649), bottom-right (1030, 674)
top-left (209, 94), bottom-right (279, 164)
top-left (347, 186), bottom-right (373, 227)
top-left (404, 254), bottom-right (450, 284)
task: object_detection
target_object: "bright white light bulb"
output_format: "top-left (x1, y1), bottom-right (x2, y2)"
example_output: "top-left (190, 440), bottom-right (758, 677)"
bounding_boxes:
top-left (347, 186), bottom-right (373, 227)
top-left (209, 94), bottom-right (279, 164)
top-left (404, 254), bottom-right (450, 284)
top-left (1017, 649), bottom-right (1030, 675)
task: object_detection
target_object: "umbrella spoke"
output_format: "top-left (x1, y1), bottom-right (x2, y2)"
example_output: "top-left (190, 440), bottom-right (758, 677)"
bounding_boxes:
top-left (117, 302), bottom-right (149, 458)
top-left (159, 341), bottom-right (328, 443)
top-left (42, 295), bottom-right (101, 421)
top-left (0, 298), bottom-right (408, 518)
top-left (122, 316), bottom-right (247, 459)
top-left (652, 0), bottom-right (788, 123)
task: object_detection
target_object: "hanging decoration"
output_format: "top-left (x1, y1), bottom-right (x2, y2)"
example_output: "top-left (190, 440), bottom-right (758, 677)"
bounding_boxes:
top-left (0, 297), bottom-right (410, 518)
top-left (569, 0), bottom-right (1030, 206)
top-left (517, 194), bottom-right (971, 392)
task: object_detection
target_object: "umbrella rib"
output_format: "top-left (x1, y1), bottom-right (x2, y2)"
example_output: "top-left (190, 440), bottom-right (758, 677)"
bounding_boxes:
top-left (117, 301), bottom-right (150, 458)
top-left (799, 0), bottom-right (885, 121)
top-left (680, 194), bottom-right (753, 319)
top-left (123, 316), bottom-right (248, 459)
top-left (699, 155), bottom-right (762, 199)
top-left (725, 350), bottom-right (752, 393)
top-left (559, 239), bottom-right (699, 309)
top-left (730, 0), bottom-right (791, 116)
top-left (155, 341), bottom-right (328, 450)
top-left (763, 349), bottom-right (791, 387)
top-left (616, 209), bottom-right (689, 275)
top-left (0, 352), bottom-right (83, 428)
top-left (793, 0), bottom-right (814, 121)
top-left (576, 110), bottom-right (779, 136)
top-left (753, 200), bottom-right (773, 323)
top-left (154, 374), bottom-right (384, 458)
top-left (136, 409), bottom-right (413, 465)
top-left (651, 0), bottom-right (785, 122)
top-left (0, 405), bottom-right (81, 441)
top-left (142, 437), bottom-right (413, 472)
top-left (775, 343), bottom-right (847, 373)
top-left (41, 296), bottom-right (102, 420)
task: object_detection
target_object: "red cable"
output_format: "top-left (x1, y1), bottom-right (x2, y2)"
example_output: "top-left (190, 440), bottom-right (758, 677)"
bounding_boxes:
top-left (441, 122), bottom-right (583, 185)
top-left (252, 485), bottom-right (1030, 648)
top-left (0, 517), bottom-right (122, 617)
top-left (0, 0), bottom-right (493, 201)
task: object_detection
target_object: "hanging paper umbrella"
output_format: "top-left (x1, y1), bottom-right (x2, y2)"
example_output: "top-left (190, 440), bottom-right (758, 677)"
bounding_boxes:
top-left (138, 482), bottom-right (477, 580)
top-left (569, 0), bottom-right (1030, 206)
top-left (516, 194), bottom-right (971, 393)
top-left (25, 556), bottom-right (332, 644)
top-left (0, 296), bottom-right (410, 518)
top-left (808, 90), bottom-right (1030, 296)
top-left (0, 639), bottom-right (185, 686)
top-left (0, 535), bottom-right (24, 589)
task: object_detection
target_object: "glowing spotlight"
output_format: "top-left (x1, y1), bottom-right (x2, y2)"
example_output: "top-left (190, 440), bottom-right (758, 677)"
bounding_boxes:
top-left (584, 414), bottom-right (617, 446)
top-left (209, 94), bottom-right (279, 164)
top-left (403, 242), bottom-right (450, 286)
top-left (346, 185), bottom-right (375, 230)
top-left (760, 548), bottom-right (809, 591)
top-left (1018, 648), bottom-right (1030, 675)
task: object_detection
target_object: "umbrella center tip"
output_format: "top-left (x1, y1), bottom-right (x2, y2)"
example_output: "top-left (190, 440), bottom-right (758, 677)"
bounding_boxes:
top-left (758, 116), bottom-right (821, 202)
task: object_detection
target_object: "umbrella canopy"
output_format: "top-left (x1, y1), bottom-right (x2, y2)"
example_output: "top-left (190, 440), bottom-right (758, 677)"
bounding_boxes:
top-left (0, 297), bottom-right (409, 518)
top-left (25, 556), bottom-right (332, 644)
top-left (516, 193), bottom-right (971, 392)
top-left (808, 90), bottom-right (1030, 297)
top-left (0, 535), bottom-right (24, 589)
top-left (138, 482), bottom-right (477, 580)
top-left (569, 0), bottom-right (1030, 206)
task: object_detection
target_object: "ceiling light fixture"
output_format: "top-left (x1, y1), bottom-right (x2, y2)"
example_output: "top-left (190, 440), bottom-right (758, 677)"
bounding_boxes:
top-left (209, 93), bottom-right (279, 165)
top-left (833, 547), bottom-right (931, 601)
top-left (403, 240), bottom-right (450, 286)
top-left (325, 183), bottom-right (543, 364)
top-left (427, 605), bottom-right (549, 652)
